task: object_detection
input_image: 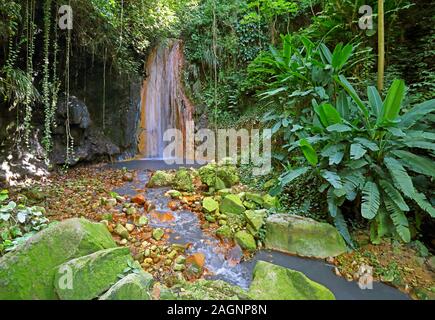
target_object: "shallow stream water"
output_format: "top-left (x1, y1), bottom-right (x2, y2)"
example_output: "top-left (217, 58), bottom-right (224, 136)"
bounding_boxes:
top-left (110, 160), bottom-right (409, 300)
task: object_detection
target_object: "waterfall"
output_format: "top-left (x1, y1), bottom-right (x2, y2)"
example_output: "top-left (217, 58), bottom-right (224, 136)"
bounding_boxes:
top-left (138, 40), bottom-right (194, 159)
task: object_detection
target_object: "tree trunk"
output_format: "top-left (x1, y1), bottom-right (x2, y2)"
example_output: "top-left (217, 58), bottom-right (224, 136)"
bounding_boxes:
top-left (377, 0), bottom-right (385, 92)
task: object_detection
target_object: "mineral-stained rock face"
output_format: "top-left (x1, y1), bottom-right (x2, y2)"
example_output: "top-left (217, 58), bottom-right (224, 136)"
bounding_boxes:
top-left (54, 247), bottom-right (133, 300)
top-left (248, 261), bottom-right (335, 300)
top-left (0, 218), bottom-right (116, 300)
top-left (264, 214), bottom-right (347, 258)
top-left (51, 96), bottom-right (120, 166)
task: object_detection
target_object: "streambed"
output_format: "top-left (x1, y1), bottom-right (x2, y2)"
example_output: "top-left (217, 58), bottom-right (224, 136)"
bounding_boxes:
top-left (111, 160), bottom-right (409, 300)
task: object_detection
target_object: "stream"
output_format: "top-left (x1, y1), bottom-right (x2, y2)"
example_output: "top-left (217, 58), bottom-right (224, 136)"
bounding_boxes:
top-left (111, 160), bottom-right (409, 300)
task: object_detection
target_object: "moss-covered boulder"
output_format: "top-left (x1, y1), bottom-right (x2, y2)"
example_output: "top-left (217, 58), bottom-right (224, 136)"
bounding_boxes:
top-left (172, 279), bottom-right (249, 300)
top-left (262, 194), bottom-right (279, 209)
top-left (248, 261), bottom-right (335, 300)
top-left (234, 230), bottom-right (256, 251)
top-left (264, 214), bottom-right (347, 258)
top-left (99, 271), bottom-right (154, 300)
top-left (147, 171), bottom-right (174, 188)
top-left (202, 197), bottom-right (219, 213)
top-left (0, 218), bottom-right (116, 300)
top-left (54, 247), bottom-right (133, 300)
top-left (172, 168), bottom-right (194, 192)
top-left (198, 163), bottom-right (239, 189)
top-left (220, 194), bottom-right (245, 215)
top-left (245, 192), bottom-right (264, 206)
top-left (216, 225), bottom-right (232, 240)
top-left (244, 209), bottom-right (267, 236)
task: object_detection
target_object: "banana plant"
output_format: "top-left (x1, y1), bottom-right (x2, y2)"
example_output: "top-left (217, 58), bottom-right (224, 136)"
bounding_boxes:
top-left (273, 78), bottom-right (435, 246)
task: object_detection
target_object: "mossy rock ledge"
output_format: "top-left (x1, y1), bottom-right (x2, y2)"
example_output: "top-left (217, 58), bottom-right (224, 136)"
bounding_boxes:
top-left (99, 271), bottom-right (154, 300)
top-left (0, 218), bottom-right (116, 300)
top-left (248, 261), bottom-right (335, 300)
top-left (264, 214), bottom-right (347, 258)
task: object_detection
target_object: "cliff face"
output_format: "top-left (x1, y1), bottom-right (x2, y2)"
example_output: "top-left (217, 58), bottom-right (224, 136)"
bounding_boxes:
top-left (138, 40), bottom-right (194, 159)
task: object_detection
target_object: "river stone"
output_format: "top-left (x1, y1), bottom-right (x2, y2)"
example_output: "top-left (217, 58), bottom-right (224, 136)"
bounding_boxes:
top-left (152, 228), bottom-right (164, 241)
top-left (174, 279), bottom-right (249, 300)
top-left (54, 247), bottom-right (133, 300)
top-left (216, 225), bottom-right (232, 239)
top-left (234, 230), bottom-right (256, 251)
top-left (147, 171), bottom-right (173, 188)
top-left (0, 218), bottom-right (116, 300)
top-left (264, 214), bottom-right (347, 258)
top-left (245, 192), bottom-right (264, 205)
top-left (114, 223), bottom-right (129, 239)
top-left (262, 194), bottom-right (279, 209)
top-left (172, 168), bottom-right (194, 192)
top-left (166, 190), bottom-right (182, 199)
top-left (244, 209), bottom-right (267, 235)
top-left (248, 261), bottom-right (335, 300)
top-left (136, 216), bottom-right (149, 227)
top-left (202, 197), bottom-right (219, 213)
top-left (99, 271), bottom-right (154, 300)
top-left (220, 194), bottom-right (245, 215)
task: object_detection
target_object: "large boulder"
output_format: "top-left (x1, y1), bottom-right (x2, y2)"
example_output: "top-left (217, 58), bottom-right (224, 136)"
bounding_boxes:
top-left (54, 247), bottom-right (133, 300)
top-left (244, 209), bottom-right (267, 236)
top-left (220, 194), bottom-right (245, 215)
top-left (202, 197), bottom-right (219, 213)
top-left (172, 168), bottom-right (194, 192)
top-left (264, 214), bottom-right (347, 258)
top-left (172, 279), bottom-right (249, 300)
top-left (234, 230), bottom-right (257, 251)
top-left (0, 218), bottom-right (116, 300)
top-left (147, 170), bottom-right (174, 188)
top-left (99, 271), bottom-right (154, 300)
top-left (248, 261), bottom-right (335, 300)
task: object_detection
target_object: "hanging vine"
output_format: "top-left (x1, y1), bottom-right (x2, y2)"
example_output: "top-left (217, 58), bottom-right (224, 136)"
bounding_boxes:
top-left (41, 0), bottom-right (53, 153)
top-left (64, 0), bottom-right (74, 168)
top-left (50, 2), bottom-right (60, 132)
top-left (102, 47), bottom-right (107, 131)
top-left (23, 0), bottom-right (36, 146)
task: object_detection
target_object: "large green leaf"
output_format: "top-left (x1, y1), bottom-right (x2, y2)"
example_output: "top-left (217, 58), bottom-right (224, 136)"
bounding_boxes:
top-left (314, 103), bottom-right (343, 127)
top-left (393, 150), bottom-right (435, 178)
top-left (350, 143), bottom-right (367, 160)
top-left (381, 79), bottom-right (405, 123)
top-left (321, 170), bottom-right (343, 189)
top-left (384, 197), bottom-right (410, 243)
top-left (336, 91), bottom-right (350, 120)
top-left (399, 99), bottom-right (435, 128)
top-left (299, 139), bottom-right (318, 166)
top-left (384, 157), bottom-right (415, 198)
top-left (379, 180), bottom-right (409, 211)
top-left (413, 192), bottom-right (435, 218)
top-left (335, 75), bottom-right (369, 118)
top-left (361, 181), bottom-right (380, 220)
top-left (333, 209), bottom-right (354, 248)
top-left (279, 167), bottom-right (310, 187)
top-left (367, 86), bottom-right (383, 119)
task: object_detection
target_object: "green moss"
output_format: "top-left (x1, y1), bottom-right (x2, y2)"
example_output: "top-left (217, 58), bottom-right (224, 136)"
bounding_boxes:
top-left (248, 261), bottom-right (335, 300)
top-left (202, 197), bottom-right (219, 213)
top-left (54, 247), bottom-right (133, 300)
top-left (99, 271), bottom-right (154, 300)
top-left (234, 230), bottom-right (256, 251)
top-left (0, 218), bottom-right (116, 300)
top-left (172, 168), bottom-right (194, 192)
top-left (220, 194), bottom-right (245, 215)
top-left (216, 225), bottom-right (232, 239)
top-left (172, 279), bottom-right (249, 300)
top-left (147, 171), bottom-right (174, 188)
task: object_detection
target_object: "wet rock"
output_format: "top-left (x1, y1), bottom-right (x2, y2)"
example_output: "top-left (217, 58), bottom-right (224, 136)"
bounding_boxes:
top-left (426, 256), bottom-right (435, 272)
top-left (217, 188), bottom-right (232, 197)
top-left (99, 271), bottom-right (154, 300)
top-left (175, 255), bottom-right (186, 265)
top-left (220, 194), bottom-right (245, 215)
top-left (0, 218), bottom-right (116, 299)
top-left (114, 224), bottom-right (129, 239)
top-left (186, 253), bottom-right (205, 269)
top-left (173, 279), bottom-right (249, 300)
top-left (248, 261), bottom-right (335, 300)
top-left (216, 225), bottom-right (232, 240)
top-left (264, 214), bottom-right (347, 258)
top-left (245, 192), bottom-right (264, 206)
top-left (172, 168), bottom-right (194, 192)
top-left (131, 194), bottom-right (146, 205)
top-left (165, 190), bottom-right (182, 199)
top-left (122, 172), bottom-right (134, 182)
top-left (263, 194), bottom-right (279, 209)
top-left (174, 263), bottom-right (185, 271)
top-left (244, 209), bottom-right (267, 236)
top-left (147, 171), bottom-right (174, 188)
top-left (234, 230), bottom-right (257, 251)
top-left (202, 197), bottom-right (219, 213)
top-left (205, 215), bottom-right (216, 223)
top-left (126, 207), bottom-right (137, 216)
top-left (152, 228), bottom-right (164, 241)
top-left (54, 247), bottom-right (133, 300)
top-left (125, 223), bottom-right (135, 232)
top-left (136, 216), bottom-right (149, 227)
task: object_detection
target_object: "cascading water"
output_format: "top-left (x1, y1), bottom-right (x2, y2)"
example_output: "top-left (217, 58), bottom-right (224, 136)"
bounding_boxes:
top-left (138, 40), bottom-right (194, 159)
